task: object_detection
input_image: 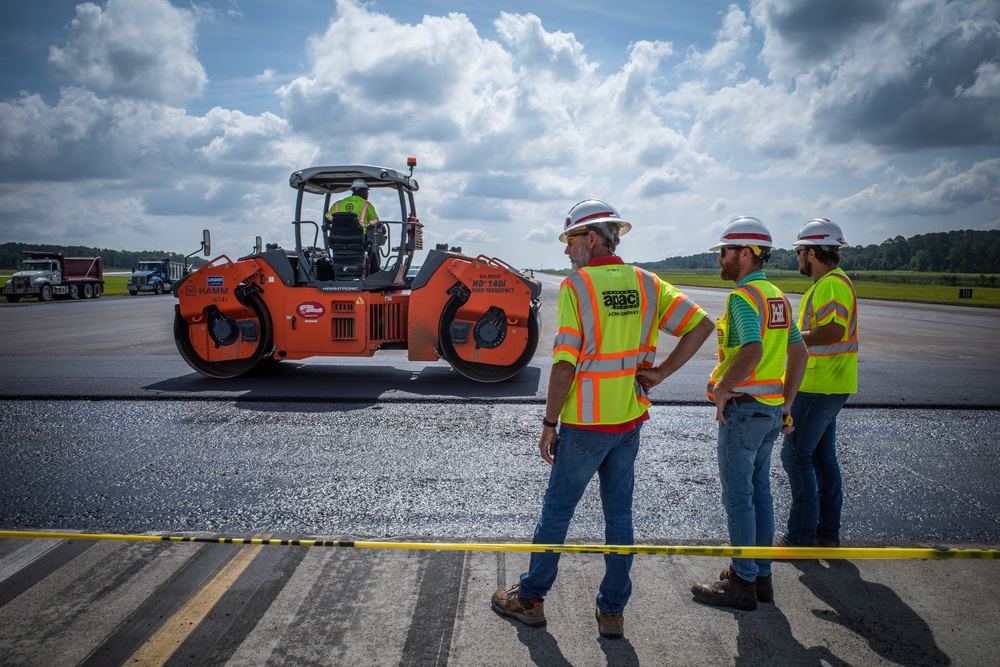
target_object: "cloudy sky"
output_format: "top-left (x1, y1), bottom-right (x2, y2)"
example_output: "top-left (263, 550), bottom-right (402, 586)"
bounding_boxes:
top-left (1, 0), bottom-right (998, 269)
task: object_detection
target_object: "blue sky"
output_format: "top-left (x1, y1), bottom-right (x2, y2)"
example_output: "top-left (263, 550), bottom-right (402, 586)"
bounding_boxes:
top-left (1, 0), bottom-right (998, 269)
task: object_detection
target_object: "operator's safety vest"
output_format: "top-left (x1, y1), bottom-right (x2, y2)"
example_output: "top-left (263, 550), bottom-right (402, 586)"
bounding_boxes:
top-left (707, 279), bottom-right (792, 406)
top-left (327, 196), bottom-right (377, 229)
top-left (798, 268), bottom-right (859, 394)
top-left (554, 259), bottom-right (705, 426)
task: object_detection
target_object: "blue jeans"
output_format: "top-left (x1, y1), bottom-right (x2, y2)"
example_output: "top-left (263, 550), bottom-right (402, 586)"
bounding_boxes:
top-left (518, 422), bottom-right (642, 615)
top-left (780, 392), bottom-right (850, 545)
top-left (717, 400), bottom-right (782, 582)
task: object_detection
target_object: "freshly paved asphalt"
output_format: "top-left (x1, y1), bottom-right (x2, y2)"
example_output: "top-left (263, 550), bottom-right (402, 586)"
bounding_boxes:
top-left (1, 278), bottom-right (998, 665)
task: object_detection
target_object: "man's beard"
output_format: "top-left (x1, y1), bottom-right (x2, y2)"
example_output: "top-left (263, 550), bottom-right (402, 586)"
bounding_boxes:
top-left (719, 256), bottom-right (738, 282)
top-left (571, 244), bottom-right (593, 271)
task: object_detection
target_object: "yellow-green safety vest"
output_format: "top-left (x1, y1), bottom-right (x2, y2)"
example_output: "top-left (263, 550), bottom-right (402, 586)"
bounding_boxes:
top-left (327, 196), bottom-right (378, 228)
top-left (798, 268), bottom-right (858, 394)
top-left (554, 261), bottom-right (706, 425)
top-left (707, 280), bottom-right (792, 406)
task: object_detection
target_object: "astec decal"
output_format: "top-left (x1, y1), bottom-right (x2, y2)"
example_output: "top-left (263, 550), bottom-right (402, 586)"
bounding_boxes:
top-left (297, 302), bottom-right (326, 319)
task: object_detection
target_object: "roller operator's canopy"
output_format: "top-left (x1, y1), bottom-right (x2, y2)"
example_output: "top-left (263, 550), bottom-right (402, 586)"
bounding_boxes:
top-left (289, 165), bottom-right (419, 196)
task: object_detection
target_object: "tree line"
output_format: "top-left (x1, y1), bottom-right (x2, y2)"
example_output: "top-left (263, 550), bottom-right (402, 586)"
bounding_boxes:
top-left (0, 242), bottom-right (206, 271)
top-left (638, 229), bottom-right (1000, 276)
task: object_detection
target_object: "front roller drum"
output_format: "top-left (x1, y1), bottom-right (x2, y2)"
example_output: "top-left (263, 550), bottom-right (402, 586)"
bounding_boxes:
top-left (438, 294), bottom-right (539, 382)
top-left (174, 290), bottom-right (274, 379)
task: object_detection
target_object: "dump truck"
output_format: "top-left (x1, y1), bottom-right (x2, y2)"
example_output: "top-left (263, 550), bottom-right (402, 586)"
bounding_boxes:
top-left (172, 158), bottom-right (541, 382)
top-left (3, 251), bottom-right (104, 302)
top-left (127, 259), bottom-right (185, 295)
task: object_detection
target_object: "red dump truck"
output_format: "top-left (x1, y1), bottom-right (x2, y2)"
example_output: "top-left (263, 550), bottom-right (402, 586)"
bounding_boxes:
top-left (3, 251), bottom-right (105, 302)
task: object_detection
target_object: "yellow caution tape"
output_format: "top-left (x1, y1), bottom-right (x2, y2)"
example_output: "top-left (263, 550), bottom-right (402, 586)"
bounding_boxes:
top-left (1, 530), bottom-right (997, 560)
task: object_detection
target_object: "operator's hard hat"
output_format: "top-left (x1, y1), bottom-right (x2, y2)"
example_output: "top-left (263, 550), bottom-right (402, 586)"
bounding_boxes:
top-left (559, 199), bottom-right (632, 243)
top-left (709, 216), bottom-right (774, 252)
top-left (350, 178), bottom-right (369, 191)
top-left (794, 217), bottom-right (848, 249)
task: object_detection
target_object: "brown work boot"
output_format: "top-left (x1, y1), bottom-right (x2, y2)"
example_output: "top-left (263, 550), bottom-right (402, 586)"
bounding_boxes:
top-left (720, 565), bottom-right (772, 603)
top-left (492, 583), bottom-right (546, 627)
top-left (692, 570), bottom-right (758, 611)
top-left (595, 606), bottom-right (624, 639)
top-left (817, 538), bottom-right (840, 547)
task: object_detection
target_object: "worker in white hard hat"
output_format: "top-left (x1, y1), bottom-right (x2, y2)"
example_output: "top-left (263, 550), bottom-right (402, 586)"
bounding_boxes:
top-left (493, 198), bottom-right (713, 638)
top-left (327, 178), bottom-right (379, 230)
top-left (691, 216), bottom-right (808, 612)
top-left (775, 217), bottom-right (858, 551)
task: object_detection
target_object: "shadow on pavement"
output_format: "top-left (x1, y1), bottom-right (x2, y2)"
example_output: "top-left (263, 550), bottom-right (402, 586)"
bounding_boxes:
top-left (145, 362), bottom-right (543, 403)
top-left (735, 602), bottom-right (849, 666)
top-left (791, 559), bottom-right (950, 666)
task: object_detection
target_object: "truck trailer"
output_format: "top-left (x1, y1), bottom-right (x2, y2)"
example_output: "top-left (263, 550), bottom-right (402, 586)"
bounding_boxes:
top-left (127, 259), bottom-right (185, 295)
top-left (3, 251), bottom-right (104, 302)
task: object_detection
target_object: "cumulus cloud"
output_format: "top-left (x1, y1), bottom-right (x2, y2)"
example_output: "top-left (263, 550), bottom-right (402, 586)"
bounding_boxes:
top-left (840, 158), bottom-right (1000, 217)
top-left (48, 0), bottom-right (207, 105)
top-left (957, 62), bottom-right (1000, 98)
top-left (278, 0), bottom-right (515, 145)
top-left (1, 0), bottom-right (998, 265)
top-left (684, 4), bottom-right (751, 75)
top-left (751, 0), bottom-right (1000, 150)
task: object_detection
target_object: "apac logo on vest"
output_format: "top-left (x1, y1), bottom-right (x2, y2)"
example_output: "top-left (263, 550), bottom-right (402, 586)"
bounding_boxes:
top-left (603, 290), bottom-right (640, 310)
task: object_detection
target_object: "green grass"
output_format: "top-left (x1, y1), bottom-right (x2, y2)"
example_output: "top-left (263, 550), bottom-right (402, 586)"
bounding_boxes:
top-left (653, 270), bottom-right (1000, 307)
top-left (5, 270), bottom-right (998, 307)
top-left (102, 275), bottom-right (131, 296)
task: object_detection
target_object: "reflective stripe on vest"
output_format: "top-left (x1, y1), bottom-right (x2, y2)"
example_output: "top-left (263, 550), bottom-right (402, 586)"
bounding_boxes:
top-left (560, 266), bottom-right (660, 423)
top-left (706, 281), bottom-right (790, 404)
top-left (801, 271), bottom-right (858, 357)
top-left (331, 198), bottom-right (373, 227)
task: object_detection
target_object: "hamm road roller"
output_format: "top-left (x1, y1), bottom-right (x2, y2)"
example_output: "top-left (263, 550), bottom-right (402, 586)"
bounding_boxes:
top-left (173, 158), bottom-right (541, 382)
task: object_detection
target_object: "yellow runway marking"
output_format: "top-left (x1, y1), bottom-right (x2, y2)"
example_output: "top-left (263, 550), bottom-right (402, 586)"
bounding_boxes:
top-left (126, 542), bottom-right (263, 666)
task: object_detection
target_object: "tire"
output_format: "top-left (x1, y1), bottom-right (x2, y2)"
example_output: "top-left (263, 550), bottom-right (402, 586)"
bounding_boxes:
top-left (39, 285), bottom-right (53, 302)
top-left (128, 290), bottom-right (138, 296)
top-left (93, 284), bottom-right (102, 299)
top-left (69, 284), bottom-right (80, 300)
top-left (83, 283), bottom-right (94, 299)
top-left (155, 282), bottom-right (164, 295)
top-left (5, 295), bottom-right (20, 303)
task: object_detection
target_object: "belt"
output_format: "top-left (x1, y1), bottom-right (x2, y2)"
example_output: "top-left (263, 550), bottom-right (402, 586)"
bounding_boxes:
top-left (730, 393), bottom-right (758, 405)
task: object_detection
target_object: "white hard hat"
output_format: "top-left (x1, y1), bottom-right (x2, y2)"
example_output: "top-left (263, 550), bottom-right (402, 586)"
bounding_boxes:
top-left (350, 179), bottom-right (369, 191)
top-left (559, 199), bottom-right (632, 243)
top-left (709, 216), bottom-right (773, 252)
top-left (794, 217), bottom-right (848, 248)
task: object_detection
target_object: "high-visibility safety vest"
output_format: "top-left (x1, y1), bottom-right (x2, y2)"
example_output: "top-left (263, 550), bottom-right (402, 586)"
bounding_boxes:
top-left (327, 196), bottom-right (378, 229)
top-left (707, 279), bottom-right (792, 407)
top-left (554, 257), bottom-right (707, 426)
top-left (798, 268), bottom-right (859, 394)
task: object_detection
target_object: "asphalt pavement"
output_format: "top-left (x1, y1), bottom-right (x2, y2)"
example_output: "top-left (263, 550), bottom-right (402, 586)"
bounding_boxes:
top-left (1, 285), bottom-right (999, 665)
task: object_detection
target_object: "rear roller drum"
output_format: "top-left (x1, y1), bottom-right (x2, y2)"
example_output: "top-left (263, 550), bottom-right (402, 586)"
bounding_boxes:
top-left (438, 294), bottom-right (539, 382)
